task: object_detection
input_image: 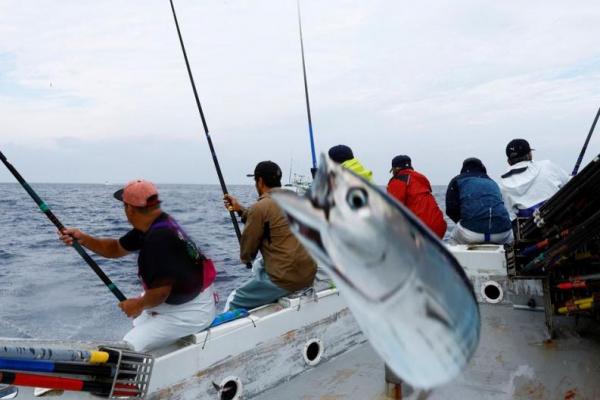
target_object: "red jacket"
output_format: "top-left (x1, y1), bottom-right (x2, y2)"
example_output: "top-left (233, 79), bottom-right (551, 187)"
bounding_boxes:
top-left (387, 169), bottom-right (447, 239)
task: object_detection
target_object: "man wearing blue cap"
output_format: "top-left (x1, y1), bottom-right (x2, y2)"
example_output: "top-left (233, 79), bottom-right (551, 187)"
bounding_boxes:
top-left (328, 145), bottom-right (374, 182)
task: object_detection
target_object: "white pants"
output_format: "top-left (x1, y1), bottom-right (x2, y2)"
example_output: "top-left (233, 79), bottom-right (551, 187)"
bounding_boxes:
top-left (449, 222), bottom-right (513, 245)
top-left (123, 285), bottom-right (216, 352)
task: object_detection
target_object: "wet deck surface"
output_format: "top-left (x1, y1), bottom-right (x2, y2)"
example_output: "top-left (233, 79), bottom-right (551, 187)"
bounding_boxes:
top-left (261, 304), bottom-right (600, 400)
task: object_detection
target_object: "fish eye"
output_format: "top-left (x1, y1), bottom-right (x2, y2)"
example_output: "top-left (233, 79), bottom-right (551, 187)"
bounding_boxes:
top-left (346, 188), bottom-right (368, 210)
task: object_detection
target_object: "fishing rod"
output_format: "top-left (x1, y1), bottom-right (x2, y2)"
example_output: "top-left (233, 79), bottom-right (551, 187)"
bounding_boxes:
top-left (0, 151), bottom-right (126, 301)
top-left (520, 229), bottom-right (569, 257)
top-left (0, 346), bottom-right (111, 364)
top-left (520, 160), bottom-right (600, 238)
top-left (0, 370), bottom-right (136, 397)
top-left (168, 0), bottom-right (251, 269)
top-left (297, 0), bottom-right (318, 178)
top-left (557, 293), bottom-right (600, 314)
top-left (572, 106), bottom-right (600, 176)
top-left (556, 272), bottom-right (600, 290)
top-left (0, 358), bottom-right (115, 379)
top-left (521, 208), bottom-right (600, 272)
top-left (556, 279), bottom-right (600, 291)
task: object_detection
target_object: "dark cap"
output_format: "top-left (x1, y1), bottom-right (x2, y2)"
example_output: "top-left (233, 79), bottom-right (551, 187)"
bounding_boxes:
top-left (328, 145), bottom-right (354, 163)
top-left (461, 157), bottom-right (486, 174)
top-left (390, 155), bottom-right (412, 172)
top-left (506, 139), bottom-right (533, 160)
top-left (247, 161), bottom-right (282, 187)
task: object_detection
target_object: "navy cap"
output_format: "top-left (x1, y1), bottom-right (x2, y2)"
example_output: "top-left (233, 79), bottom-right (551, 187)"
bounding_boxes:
top-left (390, 155), bottom-right (412, 172)
top-left (461, 157), bottom-right (486, 174)
top-left (506, 139), bottom-right (533, 160)
top-left (328, 145), bottom-right (354, 163)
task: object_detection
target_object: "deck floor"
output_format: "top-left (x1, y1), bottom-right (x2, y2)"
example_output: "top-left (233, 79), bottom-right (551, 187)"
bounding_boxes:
top-left (261, 304), bottom-right (600, 400)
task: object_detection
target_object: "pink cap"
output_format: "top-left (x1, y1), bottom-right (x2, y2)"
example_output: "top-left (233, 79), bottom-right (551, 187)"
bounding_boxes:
top-left (113, 180), bottom-right (160, 207)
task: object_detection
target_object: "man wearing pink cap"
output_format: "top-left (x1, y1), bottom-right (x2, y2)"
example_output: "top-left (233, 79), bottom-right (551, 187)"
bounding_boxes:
top-left (59, 179), bottom-right (216, 351)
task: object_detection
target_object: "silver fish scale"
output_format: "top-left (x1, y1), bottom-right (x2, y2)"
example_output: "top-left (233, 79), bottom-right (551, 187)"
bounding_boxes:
top-left (271, 154), bottom-right (480, 389)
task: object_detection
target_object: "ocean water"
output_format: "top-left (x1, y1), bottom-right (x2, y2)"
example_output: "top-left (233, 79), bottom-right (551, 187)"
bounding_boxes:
top-left (0, 182), bottom-right (451, 342)
top-left (0, 183), bottom-right (258, 342)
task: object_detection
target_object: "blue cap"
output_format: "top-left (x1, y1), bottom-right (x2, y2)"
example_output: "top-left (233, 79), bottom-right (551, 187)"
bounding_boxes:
top-left (328, 145), bottom-right (354, 163)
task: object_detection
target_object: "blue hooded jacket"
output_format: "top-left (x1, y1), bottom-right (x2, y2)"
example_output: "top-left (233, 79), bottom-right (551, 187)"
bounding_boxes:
top-left (446, 158), bottom-right (512, 234)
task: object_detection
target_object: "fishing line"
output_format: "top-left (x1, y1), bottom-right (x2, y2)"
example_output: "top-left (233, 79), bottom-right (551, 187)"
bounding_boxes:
top-left (168, 0), bottom-right (251, 269)
top-left (297, 0), bottom-right (318, 178)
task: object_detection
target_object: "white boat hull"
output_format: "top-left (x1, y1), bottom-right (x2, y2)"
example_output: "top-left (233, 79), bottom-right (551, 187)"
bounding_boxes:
top-left (0, 245), bottom-right (565, 400)
top-left (2, 288), bottom-right (365, 400)
top-left (149, 289), bottom-right (363, 399)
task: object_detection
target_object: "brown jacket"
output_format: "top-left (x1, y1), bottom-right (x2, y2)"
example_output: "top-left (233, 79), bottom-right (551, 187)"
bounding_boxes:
top-left (240, 189), bottom-right (317, 292)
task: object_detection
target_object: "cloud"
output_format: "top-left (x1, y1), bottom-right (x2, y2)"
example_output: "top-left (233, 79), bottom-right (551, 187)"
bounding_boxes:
top-left (1, 0), bottom-right (600, 184)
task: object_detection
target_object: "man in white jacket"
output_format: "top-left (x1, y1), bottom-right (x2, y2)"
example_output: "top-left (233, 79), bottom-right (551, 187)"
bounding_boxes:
top-left (499, 139), bottom-right (569, 219)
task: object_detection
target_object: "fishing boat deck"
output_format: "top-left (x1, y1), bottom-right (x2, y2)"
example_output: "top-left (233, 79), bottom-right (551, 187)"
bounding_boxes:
top-left (260, 303), bottom-right (600, 400)
top-left (3, 248), bottom-right (599, 399)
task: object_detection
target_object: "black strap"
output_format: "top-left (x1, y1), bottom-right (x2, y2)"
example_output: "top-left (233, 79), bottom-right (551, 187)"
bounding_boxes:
top-left (392, 174), bottom-right (410, 183)
top-left (501, 166), bottom-right (528, 179)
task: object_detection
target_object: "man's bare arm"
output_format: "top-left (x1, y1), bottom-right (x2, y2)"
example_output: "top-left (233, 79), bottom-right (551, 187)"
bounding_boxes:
top-left (118, 285), bottom-right (173, 318)
top-left (58, 228), bottom-right (129, 258)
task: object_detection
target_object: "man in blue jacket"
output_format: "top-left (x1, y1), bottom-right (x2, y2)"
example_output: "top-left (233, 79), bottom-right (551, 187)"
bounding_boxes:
top-left (445, 158), bottom-right (513, 244)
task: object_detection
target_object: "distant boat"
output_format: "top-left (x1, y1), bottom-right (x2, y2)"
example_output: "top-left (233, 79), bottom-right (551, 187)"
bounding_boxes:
top-left (283, 173), bottom-right (311, 195)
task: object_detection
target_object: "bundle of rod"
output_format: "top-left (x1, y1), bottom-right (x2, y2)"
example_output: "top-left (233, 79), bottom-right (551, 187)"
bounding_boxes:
top-left (557, 293), bottom-right (600, 315)
top-left (0, 346), bottom-right (152, 398)
top-left (540, 189), bottom-right (600, 237)
top-left (532, 179), bottom-right (600, 239)
top-left (0, 371), bottom-right (136, 397)
top-left (0, 358), bottom-right (114, 378)
top-left (520, 154), bottom-right (600, 239)
top-left (521, 208), bottom-right (600, 273)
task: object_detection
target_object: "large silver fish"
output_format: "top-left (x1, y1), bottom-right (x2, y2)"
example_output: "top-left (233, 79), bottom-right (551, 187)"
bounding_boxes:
top-left (271, 155), bottom-right (480, 388)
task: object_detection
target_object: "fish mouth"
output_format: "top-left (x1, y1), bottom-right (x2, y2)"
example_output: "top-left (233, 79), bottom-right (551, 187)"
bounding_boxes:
top-left (278, 201), bottom-right (370, 296)
top-left (272, 155), bottom-right (383, 297)
top-left (271, 155), bottom-right (342, 268)
top-left (287, 213), bottom-right (327, 257)
top-left (271, 186), bottom-right (335, 268)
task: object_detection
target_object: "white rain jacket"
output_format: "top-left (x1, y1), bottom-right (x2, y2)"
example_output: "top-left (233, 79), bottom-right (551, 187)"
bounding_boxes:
top-left (499, 160), bottom-right (569, 219)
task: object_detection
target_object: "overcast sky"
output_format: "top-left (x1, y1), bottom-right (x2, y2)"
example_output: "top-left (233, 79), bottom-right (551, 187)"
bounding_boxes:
top-left (1, 0), bottom-right (600, 185)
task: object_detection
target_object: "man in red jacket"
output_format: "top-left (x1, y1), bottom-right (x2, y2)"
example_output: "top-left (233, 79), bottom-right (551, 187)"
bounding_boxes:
top-left (387, 155), bottom-right (447, 239)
